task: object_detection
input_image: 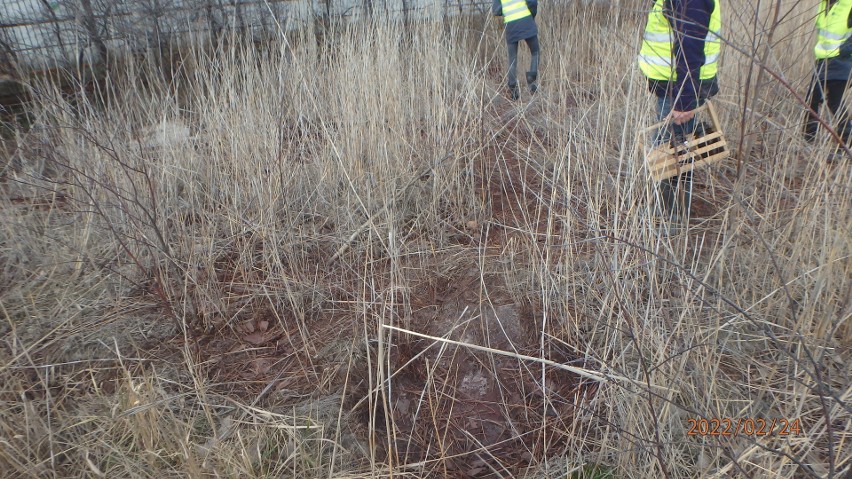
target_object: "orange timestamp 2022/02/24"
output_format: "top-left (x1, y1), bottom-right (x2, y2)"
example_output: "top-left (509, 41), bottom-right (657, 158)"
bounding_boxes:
top-left (686, 417), bottom-right (803, 437)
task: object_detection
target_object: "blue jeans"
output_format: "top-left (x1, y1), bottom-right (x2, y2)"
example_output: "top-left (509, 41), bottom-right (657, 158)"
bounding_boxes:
top-left (654, 95), bottom-right (704, 218)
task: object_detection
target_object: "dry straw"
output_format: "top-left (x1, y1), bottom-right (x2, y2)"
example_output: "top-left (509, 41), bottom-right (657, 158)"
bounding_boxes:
top-left (0, 0), bottom-right (848, 478)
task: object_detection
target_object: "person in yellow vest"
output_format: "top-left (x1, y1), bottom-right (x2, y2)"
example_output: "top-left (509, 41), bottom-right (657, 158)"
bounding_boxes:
top-left (638, 0), bottom-right (721, 223)
top-left (492, 0), bottom-right (539, 100)
top-left (804, 0), bottom-right (852, 162)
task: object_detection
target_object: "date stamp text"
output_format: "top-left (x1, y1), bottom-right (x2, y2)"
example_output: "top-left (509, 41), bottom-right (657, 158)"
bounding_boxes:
top-left (687, 418), bottom-right (803, 437)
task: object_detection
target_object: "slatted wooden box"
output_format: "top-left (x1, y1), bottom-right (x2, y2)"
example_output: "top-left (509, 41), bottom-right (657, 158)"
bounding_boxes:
top-left (638, 101), bottom-right (730, 182)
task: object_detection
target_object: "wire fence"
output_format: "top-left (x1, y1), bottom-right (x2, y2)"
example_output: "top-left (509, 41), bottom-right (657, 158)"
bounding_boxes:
top-left (0, 0), bottom-right (493, 75)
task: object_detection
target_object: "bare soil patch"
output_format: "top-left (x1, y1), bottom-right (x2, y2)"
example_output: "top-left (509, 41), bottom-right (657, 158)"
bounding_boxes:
top-left (384, 263), bottom-right (589, 477)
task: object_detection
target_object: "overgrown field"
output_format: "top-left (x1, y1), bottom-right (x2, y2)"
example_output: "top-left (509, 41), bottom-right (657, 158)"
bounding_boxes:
top-left (0, 1), bottom-right (849, 477)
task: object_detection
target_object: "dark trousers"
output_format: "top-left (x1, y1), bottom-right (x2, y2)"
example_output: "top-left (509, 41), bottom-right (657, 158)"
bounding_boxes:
top-left (804, 79), bottom-right (852, 144)
top-left (654, 95), bottom-right (707, 218)
top-left (507, 36), bottom-right (540, 89)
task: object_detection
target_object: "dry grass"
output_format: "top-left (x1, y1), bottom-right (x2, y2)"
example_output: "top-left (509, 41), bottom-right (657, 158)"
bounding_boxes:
top-left (0, 1), bottom-right (849, 477)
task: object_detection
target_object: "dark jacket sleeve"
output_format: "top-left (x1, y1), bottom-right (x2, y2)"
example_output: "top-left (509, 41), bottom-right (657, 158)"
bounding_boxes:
top-left (493, 0), bottom-right (502, 16)
top-left (528, 0), bottom-right (537, 17)
top-left (665, 0), bottom-right (714, 111)
top-left (839, 38), bottom-right (852, 57)
top-left (841, 9), bottom-right (852, 57)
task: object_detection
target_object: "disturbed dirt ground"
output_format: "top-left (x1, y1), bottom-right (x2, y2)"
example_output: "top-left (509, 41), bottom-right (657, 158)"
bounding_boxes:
top-left (0, 73), bottom-right (738, 478)
top-left (153, 89), bottom-right (603, 476)
top-left (171, 90), bottom-right (732, 476)
top-left (387, 264), bottom-right (590, 476)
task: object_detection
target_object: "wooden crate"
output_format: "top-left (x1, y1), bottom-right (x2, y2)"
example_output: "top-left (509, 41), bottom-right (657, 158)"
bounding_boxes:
top-left (638, 101), bottom-right (730, 182)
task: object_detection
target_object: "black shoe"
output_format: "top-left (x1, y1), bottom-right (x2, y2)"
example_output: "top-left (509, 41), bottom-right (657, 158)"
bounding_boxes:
top-left (509, 84), bottom-right (520, 101)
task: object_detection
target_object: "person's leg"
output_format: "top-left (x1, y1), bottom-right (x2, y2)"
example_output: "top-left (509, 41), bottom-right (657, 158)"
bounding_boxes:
top-left (803, 78), bottom-right (824, 143)
top-left (822, 79), bottom-right (851, 146)
top-left (507, 41), bottom-right (520, 100)
top-left (655, 94), bottom-right (697, 220)
top-left (655, 95), bottom-right (677, 218)
top-left (524, 36), bottom-right (540, 93)
top-left (653, 94), bottom-right (673, 145)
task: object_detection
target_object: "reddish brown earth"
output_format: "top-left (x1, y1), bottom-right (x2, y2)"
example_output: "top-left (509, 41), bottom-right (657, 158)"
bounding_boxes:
top-left (0, 81), bottom-right (737, 476)
top-left (160, 88), bottom-right (740, 476)
top-left (386, 265), bottom-right (589, 477)
top-left (162, 91), bottom-right (595, 476)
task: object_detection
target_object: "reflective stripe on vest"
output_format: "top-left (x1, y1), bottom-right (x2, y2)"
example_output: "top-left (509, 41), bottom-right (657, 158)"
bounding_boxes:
top-left (501, 0), bottom-right (531, 23)
top-left (637, 0), bottom-right (722, 82)
top-left (815, 0), bottom-right (852, 60)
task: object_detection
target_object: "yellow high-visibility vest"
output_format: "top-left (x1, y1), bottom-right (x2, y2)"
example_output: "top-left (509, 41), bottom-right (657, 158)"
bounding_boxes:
top-left (638, 0), bottom-right (722, 81)
top-left (501, 0), bottom-right (531, 23)
top-left (815, 0), bottom-right (852, 60)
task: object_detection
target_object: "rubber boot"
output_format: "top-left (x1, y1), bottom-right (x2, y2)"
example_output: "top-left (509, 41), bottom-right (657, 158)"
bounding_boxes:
top-left (526, 71), bottom-right (538, 94)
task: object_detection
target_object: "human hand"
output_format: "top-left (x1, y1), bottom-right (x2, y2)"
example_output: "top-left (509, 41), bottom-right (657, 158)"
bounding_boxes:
top-left (670, 109), bottom-right (696, 125)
